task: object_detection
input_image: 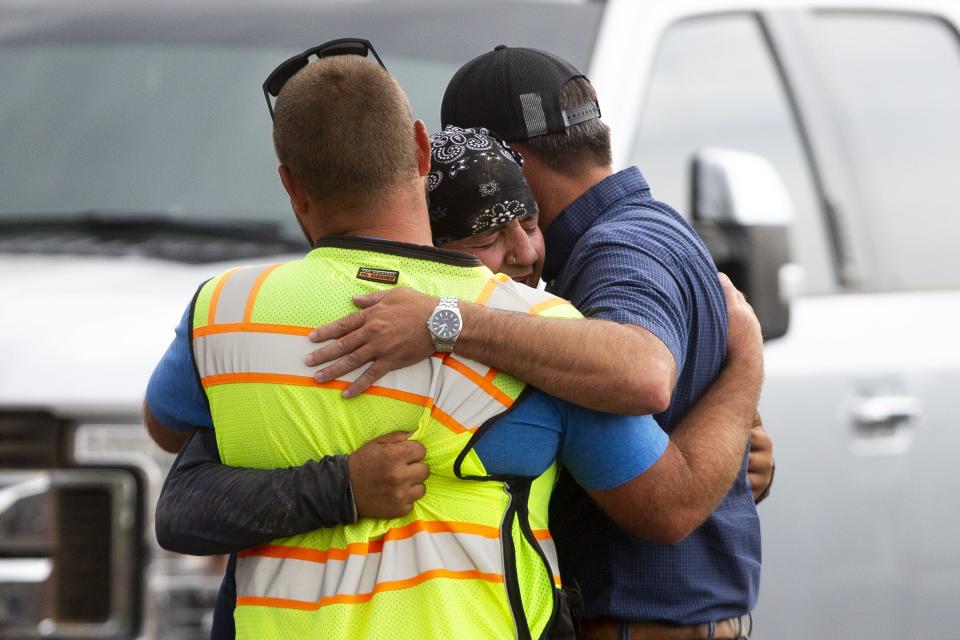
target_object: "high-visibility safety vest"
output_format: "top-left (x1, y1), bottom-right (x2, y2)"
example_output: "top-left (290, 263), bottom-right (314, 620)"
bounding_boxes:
top-left (189, 237), bottom-right (581, 639)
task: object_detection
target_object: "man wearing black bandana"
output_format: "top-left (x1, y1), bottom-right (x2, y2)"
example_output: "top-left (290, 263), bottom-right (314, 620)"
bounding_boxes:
top-left (426, 126), bottom-right (543, 288)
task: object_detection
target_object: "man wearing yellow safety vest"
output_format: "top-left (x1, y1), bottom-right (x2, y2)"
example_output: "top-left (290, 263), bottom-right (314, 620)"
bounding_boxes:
top-left (146, 51), bottom-right (763, 639)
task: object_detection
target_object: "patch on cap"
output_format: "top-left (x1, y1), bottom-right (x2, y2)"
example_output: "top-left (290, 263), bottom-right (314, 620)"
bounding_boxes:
top-left (520, 93), bottom-right (548, 137)
top-left (441, 46), bottom-right (595, 142)
top-left (356, 267), bottom-right (400, 285)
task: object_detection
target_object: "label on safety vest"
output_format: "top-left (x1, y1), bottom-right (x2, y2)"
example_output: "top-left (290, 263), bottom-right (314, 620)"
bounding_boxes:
top-left (356, 267), bottom-right (400, 285)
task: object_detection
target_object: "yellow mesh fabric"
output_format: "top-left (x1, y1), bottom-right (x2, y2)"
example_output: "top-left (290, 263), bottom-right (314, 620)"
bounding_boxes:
top-left (250, 250), bottom-right (492, 327)
top-left (492, 374), bottom-right (526, 402)
top-left (197, 245), bottom-right (577, 639)
top-left (457, 446), bottom-right (489, 478)
top-left (512, 517), bottom-right (557, 639)
top-left (192, 273), bottom-right (222, 328)
top-left (235, 578), bottom-right (515, 640)
top-left (209, 384), bottom-right (423, 468)
top-left (527, 470), bottom-right (558, 535)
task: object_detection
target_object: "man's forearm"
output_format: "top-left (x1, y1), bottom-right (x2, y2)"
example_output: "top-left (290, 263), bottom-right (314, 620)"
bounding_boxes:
top-left (457, 303), bottom-right (675, 414)
top-left (155, 430), bottom-right (356, 555)
top-left (666, 350), bottom-right (763, 523)
top-left (589, 350), bottom-right (762, 543)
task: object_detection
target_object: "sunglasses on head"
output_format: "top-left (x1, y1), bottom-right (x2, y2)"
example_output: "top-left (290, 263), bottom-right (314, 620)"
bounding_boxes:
top-left (262, 38), bottom-right (387, 120)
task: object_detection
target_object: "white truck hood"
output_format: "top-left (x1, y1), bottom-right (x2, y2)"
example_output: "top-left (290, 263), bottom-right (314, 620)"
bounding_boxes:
top-left (0, 253), bottom-right (293, 418)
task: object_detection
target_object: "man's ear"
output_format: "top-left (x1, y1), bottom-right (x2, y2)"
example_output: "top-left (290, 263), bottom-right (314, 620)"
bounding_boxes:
top-left (510, 141), bottom-right (532, 170)
top-left (414, 119), bottom-right (431, 177)
top-left (278, 165), bottom-right (310, 219)
top-left (506, 143), bottom-right (550, 230)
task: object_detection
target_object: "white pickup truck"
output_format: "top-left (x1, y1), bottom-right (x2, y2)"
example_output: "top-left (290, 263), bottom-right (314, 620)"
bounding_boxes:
top-left (1, 1), bottom-right (957, 638)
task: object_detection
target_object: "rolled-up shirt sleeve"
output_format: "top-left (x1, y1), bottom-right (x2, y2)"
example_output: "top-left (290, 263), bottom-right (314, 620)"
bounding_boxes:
top-left (557, 397), bottom-right (669, 492)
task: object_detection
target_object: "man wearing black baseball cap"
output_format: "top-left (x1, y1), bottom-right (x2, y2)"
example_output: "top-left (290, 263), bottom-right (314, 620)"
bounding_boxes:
top-left (440, 45), bottom-right (603, 144)
top-left (307, 46), bottom-right (765, 639)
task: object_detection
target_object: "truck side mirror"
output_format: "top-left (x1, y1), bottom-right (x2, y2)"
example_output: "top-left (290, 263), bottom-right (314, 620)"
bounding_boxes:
top-left (691, 148), bottom-right (796, 340)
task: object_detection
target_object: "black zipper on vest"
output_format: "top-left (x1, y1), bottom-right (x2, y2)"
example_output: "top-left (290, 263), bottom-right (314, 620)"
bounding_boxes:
top-left (501, 481), bottom-right (531, 640)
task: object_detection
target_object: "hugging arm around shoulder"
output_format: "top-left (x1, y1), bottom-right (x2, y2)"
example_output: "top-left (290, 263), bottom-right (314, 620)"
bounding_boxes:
top-left (456, 234), bottom-right (692, 416)
top-left (583, 328), bottom-right (762, 543)
top-left (455, 309), bottom-right (675, 415)
top-left (155, 428), bottom-right (356, 555)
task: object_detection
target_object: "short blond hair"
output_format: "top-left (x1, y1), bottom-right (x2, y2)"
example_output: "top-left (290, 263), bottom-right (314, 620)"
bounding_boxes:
top-left (272, 55), bottom-right (418, 209)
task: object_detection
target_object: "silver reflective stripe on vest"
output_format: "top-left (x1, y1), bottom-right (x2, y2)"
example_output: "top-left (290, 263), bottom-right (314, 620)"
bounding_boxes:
top-left (432, 370), bottom-right (509, 423)
top-left (195, 272), bottom-right (574, 432)
top-left (193, 331), bottom-right (509, 432)
top-left (194, 332), bottom-right (434, 393)
top-left (484, 278), bottom-right (551, 314)
top-left (539, 537), bottom-right (560, 580)
top-left (236, 528), bottom-right (504, 607)
top-left (211, 265), bottom-right (271, 324)
top-left (485, 277), bottom-right (572, 315)
top-left (445, 354), bottom-right (488, 378)
top-left (514, 285), bottom-right (560, 310)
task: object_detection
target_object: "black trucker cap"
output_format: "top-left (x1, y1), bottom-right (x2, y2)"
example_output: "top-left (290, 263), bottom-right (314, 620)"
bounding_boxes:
top-left (441, 45), bottom-right (601, 142)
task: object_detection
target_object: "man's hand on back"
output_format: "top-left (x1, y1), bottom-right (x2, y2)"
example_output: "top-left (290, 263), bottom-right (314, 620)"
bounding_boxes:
top-left (748, 412), bottom-right (775, 503)
top-left (348, 431), bottom-right (430, 519)
top-left (306, 288), bottom-right (437, 398)
top-left (719, 272), bottom-right (773, 503)
top-left (719, 272), bottom-right (763, 372)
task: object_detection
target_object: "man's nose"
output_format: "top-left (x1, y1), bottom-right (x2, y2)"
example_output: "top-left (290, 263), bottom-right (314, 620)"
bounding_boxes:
top-left (505, 222), bottom-right (538, 268)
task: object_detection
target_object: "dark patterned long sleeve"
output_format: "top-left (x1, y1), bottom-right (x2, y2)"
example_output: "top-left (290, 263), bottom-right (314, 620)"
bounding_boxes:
top-left (155, 429), bottom-right (356, 555)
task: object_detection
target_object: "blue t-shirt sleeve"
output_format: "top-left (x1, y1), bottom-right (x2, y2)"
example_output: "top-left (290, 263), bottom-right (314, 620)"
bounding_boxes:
top-left (145, 303), bottom-right (213, 431)
top-left (471, 390), bottom-right (668, 492)
top-left (558, 398), bottom-right (669, 492)
top-left (572, 231), bottom-right (689, 373)
top-left (471, 390), bottom-right (562, 477)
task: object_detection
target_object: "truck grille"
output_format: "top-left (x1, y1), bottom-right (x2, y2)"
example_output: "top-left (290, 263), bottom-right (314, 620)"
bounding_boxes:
top-left (53, 487), bottom-right (114, 622)
top-left (0, 414), bottom-right (138, 638)
top-left (0, 413), bottom-right (63, 467)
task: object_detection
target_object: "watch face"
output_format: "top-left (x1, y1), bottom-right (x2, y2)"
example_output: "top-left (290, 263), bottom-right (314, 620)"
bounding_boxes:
top-left (430, 309), bottom-right (461, 339)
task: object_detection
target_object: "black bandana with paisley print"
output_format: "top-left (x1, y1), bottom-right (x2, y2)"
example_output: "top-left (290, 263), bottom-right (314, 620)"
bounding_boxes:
top-left (427, 126), bottom-right (538, 245)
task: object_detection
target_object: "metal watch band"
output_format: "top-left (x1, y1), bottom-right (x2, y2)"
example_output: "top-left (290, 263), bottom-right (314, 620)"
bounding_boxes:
top-left (429, 297), bottom-right (461, 353)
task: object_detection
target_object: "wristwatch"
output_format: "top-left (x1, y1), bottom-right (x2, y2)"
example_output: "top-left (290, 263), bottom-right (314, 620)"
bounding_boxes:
top-left (427, 296), bottom-right (463, 353)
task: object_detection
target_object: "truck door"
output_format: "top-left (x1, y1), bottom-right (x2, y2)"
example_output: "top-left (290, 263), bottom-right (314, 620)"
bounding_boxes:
top-left (784, 11), bottom-right (960, 637)
top-left (625, 8), bottom-right (960, 638)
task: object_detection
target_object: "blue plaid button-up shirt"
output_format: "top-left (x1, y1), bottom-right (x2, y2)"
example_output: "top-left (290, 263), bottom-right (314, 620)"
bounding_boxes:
top-left (545, 167), bottom-right (760, 625)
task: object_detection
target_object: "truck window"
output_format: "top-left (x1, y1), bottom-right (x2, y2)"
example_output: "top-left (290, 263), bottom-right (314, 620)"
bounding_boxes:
top-left (810, 12), bottom-right (960, 291)
top-left (630, 14), bottom-right (835, 294)
top-left (0, 0), bottom-right (604, 243)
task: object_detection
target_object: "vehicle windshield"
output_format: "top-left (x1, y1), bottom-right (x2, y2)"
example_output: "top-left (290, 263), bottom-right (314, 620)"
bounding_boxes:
top-left (0, 1), bottom-right (604, 242)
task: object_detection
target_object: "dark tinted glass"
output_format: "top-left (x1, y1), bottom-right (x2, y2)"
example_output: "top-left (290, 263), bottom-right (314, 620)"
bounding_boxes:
top-left (0, 1), bottom-right (603, 234)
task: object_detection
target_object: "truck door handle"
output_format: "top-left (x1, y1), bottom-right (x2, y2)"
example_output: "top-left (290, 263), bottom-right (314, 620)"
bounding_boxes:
top-left (850, 395), bottom-right (921, 456)
top-left (853, 395), bottom-right (922, 427)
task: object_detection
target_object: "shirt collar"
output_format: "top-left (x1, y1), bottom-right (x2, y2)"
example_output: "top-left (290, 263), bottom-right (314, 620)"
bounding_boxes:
top-left (311, 235), bottom-right (482, 267)
top-left (542, 166), bottom-right (650, 280)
